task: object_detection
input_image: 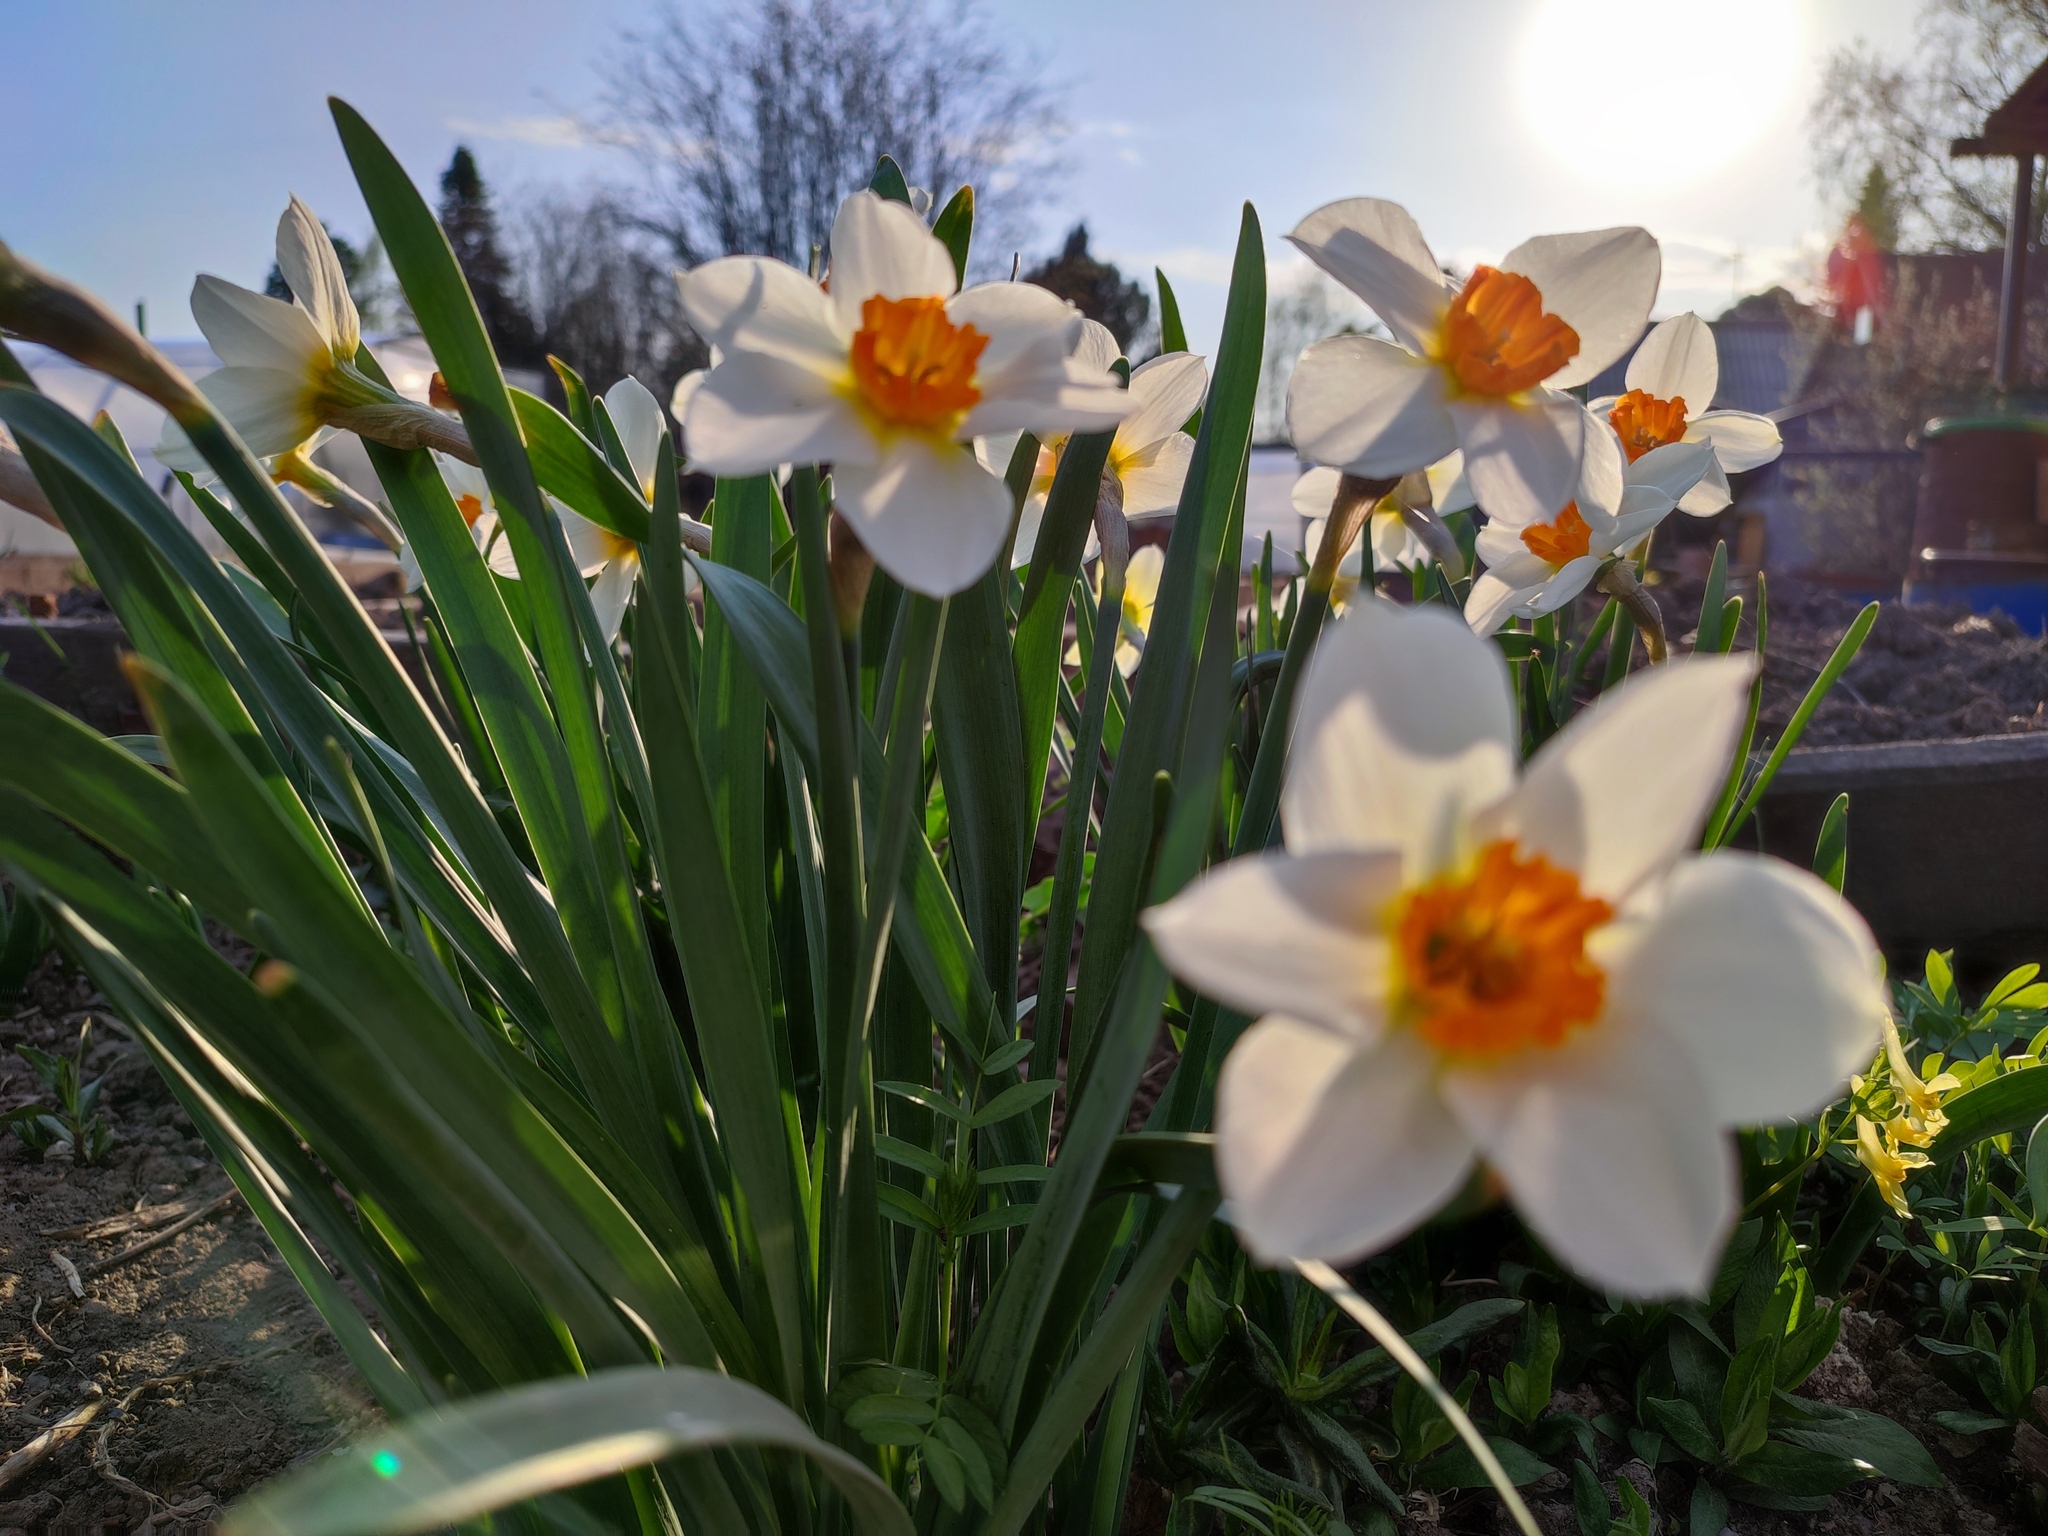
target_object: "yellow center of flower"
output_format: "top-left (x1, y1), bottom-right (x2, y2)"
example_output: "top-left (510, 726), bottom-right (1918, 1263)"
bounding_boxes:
top-left (1608, 389), bottom-right (1690, 462)
top-left (849, 295), bottom-right (987, 435)
top-left (1519, 502), bottom-right (1593, 570)
top-left (1390, 841), bottom-right (1613, 1059)
top-left (1435, 266), bottom-right (1580, 397)
top-left (455, 493), bottom-right (485, 528)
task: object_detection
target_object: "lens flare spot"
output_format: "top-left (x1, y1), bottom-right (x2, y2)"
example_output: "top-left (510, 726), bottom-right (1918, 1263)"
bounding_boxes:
top-left (371, 1449), bottom-right (403, 1479)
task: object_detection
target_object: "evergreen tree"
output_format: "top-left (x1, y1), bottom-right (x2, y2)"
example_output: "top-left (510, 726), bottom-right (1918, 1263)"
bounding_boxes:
top-left (439, 146), bottom-right (537, 363)
top-left (1023, 225), bottom-right (1150, 350)
top-left (1855, 164), bottom-right (1901, 252)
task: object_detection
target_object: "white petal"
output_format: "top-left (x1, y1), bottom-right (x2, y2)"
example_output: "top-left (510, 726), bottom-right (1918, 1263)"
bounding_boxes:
top-left (1522, 556), bottom-right (1598, 614)
top-left (1143, 849), bottom-right (1403, 1038)
top-left (1287, 198), bottom-right (1448, 354)
top-left (1448, 392), bottom-right (1584, 525)
top-left (1472, 522), bottom-right (1550, 587)
top-left (1464, 571), bottom-right (1530, 637)
top-left (677, 256), bottom-right (847, 373)
top-left (1287, 336), bottom-right (1456, 478)
top-left (153, 419), bottom-right (209, 474)
top-left (1577, 411), bottom-right (1625, 523)
top-left (683, 353), bottom-right (873, 476)
top-left (976, 430), bottom-right (1026, 479)
top-left (670, 369), bottom-right (706, 425)
top-left (276, 195), bottom-right (359, 356)
top-left (558, 504), bottom-right (618, 575)
top-left (479, 514), bottom-right (522, 579)
top-left (1008, 491), bottom-right (1049, 568)
top-left (1117, 432), bottom-right (1195, 520)
top-left (829, 190), bottom-right (958, 332)
top-left (1687, 410), bottom-right (1782, 473)
top-left (1606, 488), bottom-right (1677, 548)
top-left (1677, 456), bottom-right (1733, 517)
top-left (1074, 318), bottom-right (1123, 373)
top-left (1624, 313), bottom-right (1717, 410)
top-left (1117, 352), bottom-right (1208, 452)
top-left (831, 438), bottom-right (1013, 597)
top-left (1443, 1028), bottom-right (1733, 1298)
top-left (1607, 853), bottom-right (1884, 1126)
top-left (587, 552), bottom-right (638, 644)
top-left (195, 367), bottom-right (322, 460)
top-left (604, 376), bottom-right (667, 498)
top-left (1371, 510), bottom-right (1428, 572)
top-left (1625, 438), bottom-right (1716, 506)
top-left (191, 275), bottom-right (329, 374)
top-left (957, 355), bottom-right (1132, 439)
top-left (1291, 466), bottom-right (1342, 521)
top-left (1427, 450), bottom-right (1474, 513)
top-left (1499, 228), bottom-right (1660, 389)
top-left (1487, 654), bottom-right (1755, 903)
top-left (948, 282), bottom-right (1085, 383)
top-left (1284, 600), bottom-right (1516, 879)
top-left (1218, 1019), bottom-right (1476, 1265)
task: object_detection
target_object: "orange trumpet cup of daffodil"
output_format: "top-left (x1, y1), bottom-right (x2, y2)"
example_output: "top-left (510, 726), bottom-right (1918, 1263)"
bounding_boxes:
top-left (1282, 199), bottom-right (1661, 526)
top-left (1588, 312), bottom-right (1784, 515)
top-left (676, 191), bottom-right (1132, 597)
top-left (1141, 601), bottom-right (1884, 1297)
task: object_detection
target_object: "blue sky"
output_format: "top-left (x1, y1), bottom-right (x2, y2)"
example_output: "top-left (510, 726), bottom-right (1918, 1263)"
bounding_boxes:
top-left (10, 0), bottom-right (1923, 357)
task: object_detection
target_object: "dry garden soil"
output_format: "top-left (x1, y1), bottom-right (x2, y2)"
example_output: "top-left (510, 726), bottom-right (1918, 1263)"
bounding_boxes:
top-left (0, 956), bottom-right (371, 1531)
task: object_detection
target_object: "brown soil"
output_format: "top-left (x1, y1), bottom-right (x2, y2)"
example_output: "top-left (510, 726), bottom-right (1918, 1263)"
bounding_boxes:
top-left (1649, 575), bottom-right (2048, 746)
top-left (0, 958), bottom-right (371, 1531)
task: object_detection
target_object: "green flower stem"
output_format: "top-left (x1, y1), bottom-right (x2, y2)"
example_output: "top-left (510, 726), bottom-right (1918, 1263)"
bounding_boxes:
top-left (1031, 529), bottom-right (1125, 1152)
top-left (1294, 1259), bottom-right (1541, 1536)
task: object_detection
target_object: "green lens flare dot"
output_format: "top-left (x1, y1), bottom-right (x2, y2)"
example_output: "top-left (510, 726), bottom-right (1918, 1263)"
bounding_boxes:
top-left (371, 1449), bottom-right (403, 1479)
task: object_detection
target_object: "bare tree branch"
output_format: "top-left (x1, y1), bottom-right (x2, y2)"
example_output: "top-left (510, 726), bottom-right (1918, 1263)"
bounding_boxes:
top-left (598, 0), bottom-right (1065, 275)
top-left (1811, 0), bottom-right (2048, 251)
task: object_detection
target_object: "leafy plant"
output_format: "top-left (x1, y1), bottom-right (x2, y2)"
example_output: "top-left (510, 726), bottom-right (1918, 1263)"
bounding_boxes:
top-left (6, 1019), bottom-right (111, 1163)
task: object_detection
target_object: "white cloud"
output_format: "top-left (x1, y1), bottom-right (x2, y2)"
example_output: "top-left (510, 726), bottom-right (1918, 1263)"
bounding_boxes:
top-left (444, 115), bottom-right (628, 149)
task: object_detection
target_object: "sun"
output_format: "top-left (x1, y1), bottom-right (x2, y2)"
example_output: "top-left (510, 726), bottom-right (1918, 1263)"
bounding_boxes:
top-left (1519, 0), bottom-right (1804, 187)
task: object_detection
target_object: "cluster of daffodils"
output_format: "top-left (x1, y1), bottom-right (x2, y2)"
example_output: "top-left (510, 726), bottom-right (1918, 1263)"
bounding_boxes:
top-left (1851, 1021), bottom-right (1961, 1217)
top-left (1145, 601), bottom-right (1883, 1297)
top-left (1281, 200), bottom-right (1781, 634)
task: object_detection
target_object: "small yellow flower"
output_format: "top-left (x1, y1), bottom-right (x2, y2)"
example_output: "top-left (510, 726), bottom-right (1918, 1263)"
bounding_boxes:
top-left (1882, 1016), bottom-right (1959, 1146)
top-left (1855, 1115), bottom-right (1930, 1217)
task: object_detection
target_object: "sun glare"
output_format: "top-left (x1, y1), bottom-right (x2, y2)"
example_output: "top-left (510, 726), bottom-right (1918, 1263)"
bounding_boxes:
top-left (1519, 0), bottom-right (1803, 187)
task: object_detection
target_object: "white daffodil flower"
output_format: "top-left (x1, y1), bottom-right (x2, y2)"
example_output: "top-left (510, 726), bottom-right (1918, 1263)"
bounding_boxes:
top-left (1588, 313), bottom-right (1784, 516)
top-left (986, 322), bottom-right (1210, 568)
top-left (396, 452), bottom-right (523, 591)
top-left (1142, 602), bottom-right (1882, 1297)
top-left (1064, 542), bottom-right (1164, 677)
top-left (676, 191), bottom-right (1132, 597)
top-left (1291, 457), bottom-right (1466, 596)
top-left (157, 196), bottom-right (391, 474)
top-left (562, 376), bottom-right (675, 642)
top-left (405, 379), bottom-right (675, 643)
top-left (1284, 199), bottom-right (1659, 525)
top-left (1462, 411), bottom-right (1713, 636)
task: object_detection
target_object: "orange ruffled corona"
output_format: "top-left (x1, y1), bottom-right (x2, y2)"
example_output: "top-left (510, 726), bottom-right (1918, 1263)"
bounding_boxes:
top-left (1520, 502), bottom-right (1593, 568)
top-left (1392, 841), bottom-right (1613, 1058)
top-left (1608, 388), bottom-right (1690, 462)
top-left (1437, 266), bottom-right (1581, 397)
top-left (849, 295), bottom-right (988, 434)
